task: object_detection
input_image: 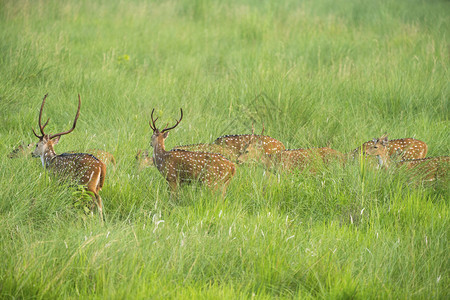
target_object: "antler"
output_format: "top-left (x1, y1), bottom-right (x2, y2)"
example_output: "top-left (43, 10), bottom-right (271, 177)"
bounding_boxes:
top-left (161, 109), bottom-right (183, 133)
top-left (149, 108), bottom-right (159, 131)
top-left (32, 94), bottom-right (50, 138)
top-left (48, 94), bottom-right (82, 140)
top-left (261, 122), bottom-right (265, 135)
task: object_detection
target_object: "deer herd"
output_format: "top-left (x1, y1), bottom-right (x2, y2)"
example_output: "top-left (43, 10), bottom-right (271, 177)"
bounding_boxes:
top-left (8, 94), bottom-right (449, 222)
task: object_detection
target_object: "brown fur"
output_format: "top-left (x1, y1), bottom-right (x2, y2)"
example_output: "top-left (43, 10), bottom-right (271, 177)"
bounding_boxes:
top-left (365, 134), bottom-right (448, 182)
top-left (34, 137), bottom-right (107, 221)
top-left (136, 144), bottom-right (235, 169)
top-left (172, 143), bottom-right (235, 160)
top-left (9, 143), bottom-right (115, 166)
top-left (214, 134), bottom-right (285, 162)
top-left (149, 109), bottom-right (236, 196)
top-left (351, 136), bottom-right (427, 160)
top-left (8, 143), bottom-right (34, 158)
top-left (398, 157), bottom-right (449, 182)
top-left (262, 147), bottom-right (344, 172)
top-left (31, 94), bottom-right (106, 222)
top-left (136, 149), bottom-right (152, 169)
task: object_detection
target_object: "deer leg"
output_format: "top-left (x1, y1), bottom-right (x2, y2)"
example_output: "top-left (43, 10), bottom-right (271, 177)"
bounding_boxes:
top-left (85, 188), bottom-right (103, 223)
top-left (220, 184), bottom-right (228, 199)
top-left (167, 181), bottom-right (178, 197)
top-left (96, 194), bottom-right (104, 223)
top-left (86, 173), bottom-right (104, 223)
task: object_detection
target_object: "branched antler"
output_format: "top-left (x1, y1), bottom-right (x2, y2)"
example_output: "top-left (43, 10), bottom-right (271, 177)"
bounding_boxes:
top-left (149, 108), bottom-right (183, 133)
top-left (32, 94), bottom-right (81, 139)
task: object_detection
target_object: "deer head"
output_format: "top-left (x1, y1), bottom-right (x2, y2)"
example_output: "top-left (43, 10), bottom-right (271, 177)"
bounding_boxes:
top-left (8, 143), bottom-right (34, 158)
top-left (31, 94), bottom-right (80, 164)
top-left (149, 108), bottom-right (183, 160)
top-left (365, 134), bottom-right (390, 167)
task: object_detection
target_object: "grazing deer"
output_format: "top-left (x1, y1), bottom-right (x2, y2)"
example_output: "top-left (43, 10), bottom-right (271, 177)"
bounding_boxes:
top-left (213, 125), bottom-right (285, 162)
top-left (240, 145), bottom-right (344, 172)
top-left (9, 143), bottom-right (116, 166)
top-left (136, 149), bottom-right (152, 169)
top-left (8, 142), bottom-right (34, 158)
top-left (365, 135), bottom-right (449, 182)
top-left (149, 108), bottom-right (236, 195)
top-left (31, 94), bottom-right (106, 221)
top-left (351, 134), bottom-right (427, 160)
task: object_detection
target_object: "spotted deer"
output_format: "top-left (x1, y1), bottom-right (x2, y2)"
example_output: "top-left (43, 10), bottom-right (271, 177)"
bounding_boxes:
top-left (245, 147), bottom-right (344, 172)
top-left (365, 135), bottom-right (449, 182)
top-left (149, 109), bottom-right (236, 195)
top-left (8, 142), bottom-right (34, 158)
top-left (9, 143), bottom-right (116, 166)
top-left (136, 149), bottom-right (152, 169)
top-left (86, 150), bottom-right (115, 166)
top-left (31, 94), bottom-right (106, 221)
top-left (136, 144), bottom-right (234, 169)
top-left (214, 125), bottom-right (285, 162)
top-left (351, 134), bottom-right (427, 160)
top-left (172, 144), bottom-right (235, 160)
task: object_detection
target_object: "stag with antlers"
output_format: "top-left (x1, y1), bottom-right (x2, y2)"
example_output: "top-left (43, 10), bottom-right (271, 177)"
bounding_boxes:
top-left (149, 108), bottom-right (236, 195)
top-left (31, 94), bottom-right (106, 221)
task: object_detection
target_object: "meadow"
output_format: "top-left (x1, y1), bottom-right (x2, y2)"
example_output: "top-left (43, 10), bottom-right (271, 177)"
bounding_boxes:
top-left (0, 0), bottom-right (449, 298)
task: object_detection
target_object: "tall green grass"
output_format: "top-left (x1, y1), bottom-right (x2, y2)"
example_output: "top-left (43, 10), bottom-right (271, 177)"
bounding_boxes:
top-left (0, 0), bottom-right (449, 298)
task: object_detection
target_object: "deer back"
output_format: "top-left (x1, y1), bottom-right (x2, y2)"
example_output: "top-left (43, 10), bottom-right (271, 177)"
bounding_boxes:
top-left (215, 134), bottom-right (285, 161)
top-left (86, 149), bottom-right (116, 166)
top-left (156, 149), bottom-right (236, 186)
top-left (49, 153), bottom-right (106, 187)
top-left (172, 143), bottom-right (235, 160)
top-left (267, 147), bottom-right (343, 171)
top-left (64, 149), bottom-right (116, 166)
top-left (397, 156), bottom-right (449, 181)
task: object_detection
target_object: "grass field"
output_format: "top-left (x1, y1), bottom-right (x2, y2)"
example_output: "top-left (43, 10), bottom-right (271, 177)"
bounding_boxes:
top-left (1, 0), bottom-right (449, 298)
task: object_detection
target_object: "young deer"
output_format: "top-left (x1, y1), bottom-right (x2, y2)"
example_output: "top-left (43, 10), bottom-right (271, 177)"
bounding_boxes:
top-left (238, 139), bottom-right (343, 172)
top-left (149, 109), bottom-right (236, 195)
top-left (136, 149), bottom-right (152, 169)
top-left (9, 143), bottom-right (116, 166)
top-left (351, 134), bottom-right (427, 160)
top-left (262, 147), bottom-right (344, 172)
top-left (8, 143), bottom-right (34, 158)
top-left (366, 135), bottom-right (449, 182)
top-left (213, 125), bottom-right (285, 162)
top-left (31, 94), bottom-right (106, 221)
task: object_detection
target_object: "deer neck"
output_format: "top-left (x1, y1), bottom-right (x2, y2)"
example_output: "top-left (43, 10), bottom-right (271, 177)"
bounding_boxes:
top-left (152, 139), bottom-right (168, 171)
top-left (41, 144), bottom-right (57, 168)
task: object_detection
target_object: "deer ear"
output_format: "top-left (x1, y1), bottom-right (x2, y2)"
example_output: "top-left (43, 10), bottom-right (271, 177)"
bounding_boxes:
top-left (163, 131), bottom-right (169, 139)
top-left (51, 136), bottom-right (60, 145)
